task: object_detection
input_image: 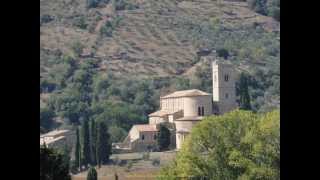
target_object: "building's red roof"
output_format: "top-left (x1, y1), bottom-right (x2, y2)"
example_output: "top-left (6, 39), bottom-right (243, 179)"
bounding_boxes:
top-left (161, 89), bottom-right (211, 99)
top-left (133, 124), bottom-right (157, 132)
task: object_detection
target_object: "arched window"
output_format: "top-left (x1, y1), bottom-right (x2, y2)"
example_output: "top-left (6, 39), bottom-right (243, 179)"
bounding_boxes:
top-left (201, 106), bottom-right (204, 116)
top-left (141, 134), bottom-right (145, 140)
top-left (224, 74), bottom-right (229, 82)
top-left (198, 107), bottom-right (201, 116)
top-left (154, 134), bottom-right (157, 140)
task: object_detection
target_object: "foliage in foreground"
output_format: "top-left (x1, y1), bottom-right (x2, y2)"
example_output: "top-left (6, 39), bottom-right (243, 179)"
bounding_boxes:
top-left (40, 145), bottom-right (71, 180)
top-left (158, 110), bottom-right (280, 180)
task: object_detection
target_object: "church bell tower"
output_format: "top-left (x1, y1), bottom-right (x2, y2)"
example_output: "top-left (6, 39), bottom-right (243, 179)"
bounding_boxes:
top-left (211, 58), bottom-right (237, 114)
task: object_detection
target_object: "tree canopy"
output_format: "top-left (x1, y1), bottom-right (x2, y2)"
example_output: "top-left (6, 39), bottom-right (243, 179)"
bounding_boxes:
top-left (158, 110), bottom-right (280, 180)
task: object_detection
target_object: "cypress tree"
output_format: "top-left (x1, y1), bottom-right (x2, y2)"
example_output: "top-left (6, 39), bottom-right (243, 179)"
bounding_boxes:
top-left (96, 121), bottom-right (111, 168)
top-left (90, 120), bottom-right (97, 166)
top-left (82, 119), bottom-right (91, 168)
top-left (87, 166), bottom-right (98, 180)
top-left (75, 127), bottom-right (81, 171)
top-left (239, 73), bottom-right (252, 110)
top-left (157, 124), bottom-right (171, 151)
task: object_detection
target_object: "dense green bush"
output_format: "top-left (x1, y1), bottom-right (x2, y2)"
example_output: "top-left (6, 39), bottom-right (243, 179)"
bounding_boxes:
top-left (40, 145), bottom-right (71, 180)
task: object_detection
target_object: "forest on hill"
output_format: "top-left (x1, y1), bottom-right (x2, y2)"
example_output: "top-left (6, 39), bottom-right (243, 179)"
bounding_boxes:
top-left (40, 0), bottom-right (280, 140)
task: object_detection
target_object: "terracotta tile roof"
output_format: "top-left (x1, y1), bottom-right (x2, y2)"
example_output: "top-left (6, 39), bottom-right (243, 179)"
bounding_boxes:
top-left (161, 89), bottom-right (211, 99)
top-left (133, 124), bottom-right (157, 132)
top-left (148, 109), bottom-right (182, 117)
top-left (40, 130), bottom-right (69, 138)
top-left (176, 129), bottom-right (191, 133)
top-left (40, 136), bottom-right (65, 145)
top-left (175, 116), bottom-right (204, 121)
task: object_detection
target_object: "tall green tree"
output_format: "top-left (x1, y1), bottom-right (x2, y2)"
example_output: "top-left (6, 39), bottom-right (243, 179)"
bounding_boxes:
top-left (90, 120), bottom-right (97, 166)
top-left (158, 110), bottom-right (280, 180)
top-left (87, 166), bottom-right (98, 180)
top-left (238, 73), bottom-right (252, 110)
top-left (96, 121), bottom-right (112, 167)
top-left (82, 119), bottom-right (91, 167)
top-left (40, 145), bottom-right (71, 180)
top-left (157, 124), bottom-right (170, 151)
top-left (75, 127), bottom-right (81, 171)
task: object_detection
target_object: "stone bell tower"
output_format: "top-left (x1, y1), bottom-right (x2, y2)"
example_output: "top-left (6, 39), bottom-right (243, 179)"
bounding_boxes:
top-left (211, 58), bottom-right (238, 114)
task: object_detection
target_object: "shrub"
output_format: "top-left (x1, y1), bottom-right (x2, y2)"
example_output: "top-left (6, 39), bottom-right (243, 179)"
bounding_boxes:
top-left (87, 166), bottom-right (97, 180)
top-left (152, 158), bottom-right (160, 166)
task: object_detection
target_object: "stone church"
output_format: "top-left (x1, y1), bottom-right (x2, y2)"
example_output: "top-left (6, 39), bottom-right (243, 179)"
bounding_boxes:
top-left (114, 57), bottom-right (238, 152)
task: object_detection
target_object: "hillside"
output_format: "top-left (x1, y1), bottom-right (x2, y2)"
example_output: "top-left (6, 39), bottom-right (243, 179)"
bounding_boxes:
top-left (40, 0), bottom-right (280, 133)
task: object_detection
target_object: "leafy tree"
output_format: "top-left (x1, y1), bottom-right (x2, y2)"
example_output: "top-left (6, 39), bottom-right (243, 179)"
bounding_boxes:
top-left (87, 166), bottom-right (98, 180)
top-left (158, 110), bottom-right (280, 179)
top-left (82, 119), bottom-right (92, 167)
top-left (108, 125), bottom-right (127, 143)
top-left (173, 77), bottom-right (190, 91)
top-left (216, 48), bottom-right (229, 59)
top-left (157, 124), bottom-right (170, 151)
top-left (96, 121), bottom-right (112, 167)
top-left (40, 145), bottom-right (71, 180)
top-left (40, 107), bottom-right (55, 132)
top-left (49, 88), bottom-right (90, 125)
top-left (75, 127), bottom-right (81, 171)
top-left (237, 72), bottom-right (252, 110)
top-left (40, 79), bottom-right (56, 93)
